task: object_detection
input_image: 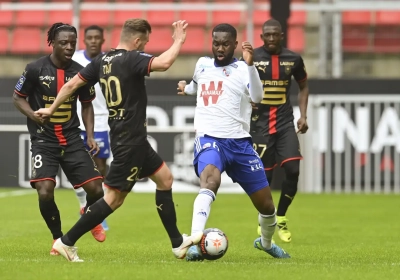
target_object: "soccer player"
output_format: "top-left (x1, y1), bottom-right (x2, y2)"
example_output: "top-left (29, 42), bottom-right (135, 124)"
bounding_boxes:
top-left (176, 23), bottom-right (290, 261)
top-left (72, 25), bottom-right (110, 231)
top-left (252, 19), bottom-right (309, 243)
top-left (12, 23), bottom-right (106, 254)
top-left (35, 19), bottom-right (203, 262)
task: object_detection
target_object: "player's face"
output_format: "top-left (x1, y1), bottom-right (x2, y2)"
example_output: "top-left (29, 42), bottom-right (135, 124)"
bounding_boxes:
top-left (134, 32), bottom-right (149, 52)
top-left (84, 29), bottom-right (104, 57)
top-left (261, 26), bottom-right (283, 54)
top-left (53, 31), bottom-right (77, 63)
top-left (212, 32), bottom-right (238, 66)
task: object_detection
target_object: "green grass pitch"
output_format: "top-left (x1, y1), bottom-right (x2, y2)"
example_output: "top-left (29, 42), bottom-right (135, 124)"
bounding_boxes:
top-left (0, 187), bottom-right (399, 280)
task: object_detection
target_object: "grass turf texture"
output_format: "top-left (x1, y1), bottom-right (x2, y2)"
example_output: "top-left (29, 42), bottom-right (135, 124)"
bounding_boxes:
top-left (0, 187), bottom-right (399, 280)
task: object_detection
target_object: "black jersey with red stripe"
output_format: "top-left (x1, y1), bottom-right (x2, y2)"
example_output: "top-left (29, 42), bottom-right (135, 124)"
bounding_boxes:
top-left (14, 55), bottom-right (95, 147)
top-left (250, 47), bottom-right (307, 135)
top-left (78, 49), bottom-right (154, 146)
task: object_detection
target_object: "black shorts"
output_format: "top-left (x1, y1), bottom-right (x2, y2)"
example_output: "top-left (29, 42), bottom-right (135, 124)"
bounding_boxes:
top-left (30, 141), bottom-right (103, 188)
top-left (105, 141), bottom-right (164, 192)
top-left (251, 122), bottom-right (302, 170)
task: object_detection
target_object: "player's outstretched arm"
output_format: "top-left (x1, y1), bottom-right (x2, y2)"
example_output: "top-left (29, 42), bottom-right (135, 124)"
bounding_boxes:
top-left (35, 75), bottom-right (86, 118)
top-left (151, 20), bottom-right (188, 72)
top-left (242, 42), bottom-right (263, 103)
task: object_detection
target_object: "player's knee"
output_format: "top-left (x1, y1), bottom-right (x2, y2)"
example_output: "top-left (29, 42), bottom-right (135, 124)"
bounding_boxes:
top-left (259, 198), bottom-right (275, 216)
top-left (35, 181), bottom-right (55, 201)
top-left (157, 171), bottom-right (173, 191)
top-left (200, 166), bottom-right (221, 193)
top-left (104, 189), bottom-right (127, 210)
top-left (152, 165), bottom-right (173, 191)
top-left (82, 179), bottom-right (104, 198)
top-left (283, 160), bottom-right (300, 181)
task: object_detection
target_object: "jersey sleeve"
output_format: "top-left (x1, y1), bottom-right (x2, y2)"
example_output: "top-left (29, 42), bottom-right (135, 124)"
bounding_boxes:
top-left (14, 63), bottom-right (38, 97)
top-left (192, 57), bottom-right (210, 83)
top-left (78, 55), bottom-right (101, 85)
top-left (77, 83), bottom-right (96, 103)
top-left (293, 56), bottom-right (307, 82)
top-left (129, 51), bottom-right (154, 77)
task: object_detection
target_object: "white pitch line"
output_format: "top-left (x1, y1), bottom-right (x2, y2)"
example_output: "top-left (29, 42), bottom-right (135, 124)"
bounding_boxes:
top-left (0, 189), bottom-right (36, 198)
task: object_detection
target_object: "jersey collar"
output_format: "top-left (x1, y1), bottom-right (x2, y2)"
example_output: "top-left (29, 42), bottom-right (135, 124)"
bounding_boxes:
top-left (214, 58), bottom-right (238, 68)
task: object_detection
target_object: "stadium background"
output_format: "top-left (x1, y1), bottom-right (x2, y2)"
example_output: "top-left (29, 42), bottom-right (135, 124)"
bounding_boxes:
top-left (0, 0), bottom-right (400, 194)
top-left (0, 1), bottom-right (400, 279)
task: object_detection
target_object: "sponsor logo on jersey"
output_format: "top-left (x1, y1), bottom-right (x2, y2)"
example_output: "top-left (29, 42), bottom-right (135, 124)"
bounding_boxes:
top-left (200, 81), bottom-right (224, 106)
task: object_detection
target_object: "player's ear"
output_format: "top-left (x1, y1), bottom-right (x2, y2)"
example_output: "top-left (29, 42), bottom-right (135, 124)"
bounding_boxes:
top-left (234, 41), bottom-right (238, 49)
top-left (133, 37), bottom-right (141, 48)
top-left (280, 32), bottom-right (284, 41)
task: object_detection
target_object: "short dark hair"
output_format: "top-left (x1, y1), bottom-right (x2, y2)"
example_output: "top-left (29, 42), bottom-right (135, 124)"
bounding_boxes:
top-left (262, 19), bottom-right (282, 30)
top-left (84, 25), bottom-right (104, 36)
top-left (120, 18), bottom-right (152, 42)
top-left (212, 23), bottom-right (237, 40)
top-left (47, 22), bottom-right (77, 46)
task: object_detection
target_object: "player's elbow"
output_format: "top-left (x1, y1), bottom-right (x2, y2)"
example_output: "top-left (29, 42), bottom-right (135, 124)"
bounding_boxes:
top-left (12, 92), bottom-right (23, 104)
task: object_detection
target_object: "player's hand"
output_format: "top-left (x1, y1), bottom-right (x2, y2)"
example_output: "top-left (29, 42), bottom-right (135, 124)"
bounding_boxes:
top-left (87, 137), bottom-right (100, 156)
top-left (250, 102), bottom-right (258, 110)
top-left (33, 108), bottom-right (52, 125)
top-left (172, 20), bottom-right (188, 44)
top-left (297, 117), bottom-right (308, 134)
top-left (177, 80), bottom-right (187, 95)
top-left (242, 41), bottom-right (254, 66)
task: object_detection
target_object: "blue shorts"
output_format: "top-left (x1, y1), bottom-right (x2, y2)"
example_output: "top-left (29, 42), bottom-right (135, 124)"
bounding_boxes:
top-left (193, 135), bottom-right (269, 195)
top-left (81, 131), bottom-right (110, 159)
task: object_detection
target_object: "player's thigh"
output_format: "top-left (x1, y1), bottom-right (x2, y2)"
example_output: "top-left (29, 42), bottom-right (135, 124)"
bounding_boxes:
top-left (226, 141), bottom-right (269, 196)
top-left (251, 132), bottom-right (276, 170)
top-left (60, 141), bottom-right (103, 189)
top-left (193, 136), bottom-right (225, 179)
top-left (93, 131), bottom-right (111, 159)
top-left (30, 145), bottom-right (59, 188)
top-left (140, 144), bottom-right (172, 189)
top-left (275, 124), bottom-right (303, 165)
top-left (104, 145), bottom-right (147, 192)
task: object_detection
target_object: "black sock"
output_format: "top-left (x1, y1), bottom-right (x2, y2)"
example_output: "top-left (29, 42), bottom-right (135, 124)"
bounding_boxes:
top-left (61, 198), bottom-right (113, 246)
top-left (155, 189), bottom-right (183, 248)
top-left (39, 199), bottom-right (63, 240)
top-left (84, 192), bottom-right (103, 212)
top-left (277, 179), bottom-right (298, 217)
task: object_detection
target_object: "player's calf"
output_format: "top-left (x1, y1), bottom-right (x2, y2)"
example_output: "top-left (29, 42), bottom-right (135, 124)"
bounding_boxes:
top-left (150, 163), bottom-right (186, 248)
top-left (36, 181), bottom-right (63, 240)
top-left (249, 187), bottom-right (277, 249)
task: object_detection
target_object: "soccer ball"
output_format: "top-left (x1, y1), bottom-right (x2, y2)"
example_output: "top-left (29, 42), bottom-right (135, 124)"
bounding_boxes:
top-left (198, 228), bottom-right (229, 260)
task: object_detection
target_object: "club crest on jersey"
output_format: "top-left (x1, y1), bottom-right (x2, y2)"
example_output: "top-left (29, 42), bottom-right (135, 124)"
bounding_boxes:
top-left (284, 66), bottom-right (291, 75)
top-left (15, 74), bottom-right (26, 91)
top-left (200, 81), bottom-right (224, 106)
top-left (223, 68), bottom-right (231, 77)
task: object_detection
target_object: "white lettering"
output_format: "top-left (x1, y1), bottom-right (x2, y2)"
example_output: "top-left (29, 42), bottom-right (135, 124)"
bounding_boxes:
top-left (146, 106), bottom-right (170, 127)
top-left (370, 107), bottom-right (400, 153)
top-left (173, 106), bottom-right (195, 127)
top-left (332, 107), bottom-right (369, 153)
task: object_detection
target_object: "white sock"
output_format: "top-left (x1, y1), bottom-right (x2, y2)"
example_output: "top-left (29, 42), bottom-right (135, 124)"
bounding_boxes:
top-left (191, 189), bottom-right (216, 236)
top-left (74, 187), bottom-right (87, 208)
top-left (258, 210), bottom-right (277, 250)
